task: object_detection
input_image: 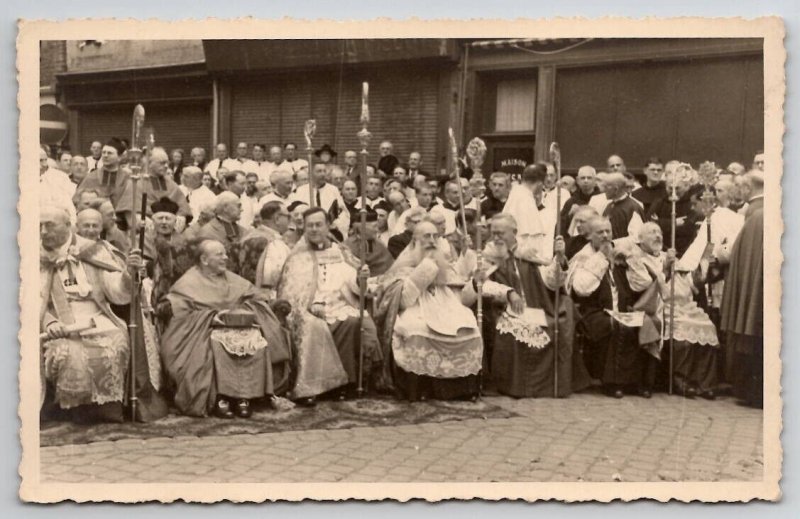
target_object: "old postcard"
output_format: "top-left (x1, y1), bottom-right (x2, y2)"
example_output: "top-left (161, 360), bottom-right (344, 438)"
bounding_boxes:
top-left (18, 17), bottom-right (783, 502)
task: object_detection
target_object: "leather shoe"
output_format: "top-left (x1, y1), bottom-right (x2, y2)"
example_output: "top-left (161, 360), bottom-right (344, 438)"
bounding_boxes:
top-left (612, 389), bottom-right (624, 399)
top-left (214, 398), bottom-right (234, 419)
top-left (639, 389), bottom-right (652, 399)
top-left (684, 386), bottom-right (697, 399)
top-left (296, 397), bottom-right (316, 407)
top-left (235, 399), bottom-right (252, 418)
top-left (700, 390), bottom-right (716, 400)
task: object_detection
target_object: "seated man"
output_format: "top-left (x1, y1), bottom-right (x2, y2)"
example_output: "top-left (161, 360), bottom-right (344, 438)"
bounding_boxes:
top-left (380, 221), bottom-right (482, 401)
top-left (278, 207), bottom-right (381, 405)
top-left (567, 217), bottom-right (670, 398)
top-left (482, 213), bottom-right (587, 398)
top-left (197, 191), bottom-right (247, 274)
top-left (159, 240), bottom-right (292, 418)
top-left (242, 201), bottom-right (292, 300)
top-left (40, 207), bottom-right (140, 422)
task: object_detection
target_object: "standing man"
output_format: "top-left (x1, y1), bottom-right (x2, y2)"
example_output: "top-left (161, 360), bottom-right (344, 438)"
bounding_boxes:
top-left (74, 137), bottom-right (129, 210)
top-left (69, 155), bottom-right (89, 186)
top-left (116, 146), bottom-right (191, 221)
top-left (646, 166), bottom-right (701, 255)
top-left (246, 143), bottom-right (272, 183)
top-left (481, 172), bottom-right (511, 220)
top-left (632, 158), bottom-right (666, 214)
top-left (601, 172), bottom-right (644, 241)
top-left (406, 151), bottom-right (427, 185)
top-left (182, 166), bottom-right (217, 221)
top-left (190, 147), bottom-right (207, 171)
top-left (259, 169), bottom-right (294, 208)
top-left (342, 150), bottom-right (359, 181)
top-left (204, 143), bottom-right (239, 180)
top-left (356, 176), bottom-right (386, 211)
top-left (92, 198), bottom-right (130, 254)
top-left (561, 165), bottom-right (600, 235)
top-left (86, 140), bottom-right (103, 172)
top-left (40, 148), bottom-right (76, 223)
top-left (288, 162), bottom-right (350, 239)
top-left (282, 142), bottom-right (308, 175)
top-left (377, 140), bottom-right (399, 177)
top-left (197, 192), bottom-right (247, 274)
top-left (245, 201), bottom-right (292, 300)
top-left (720, 171), bottom-right (764, 408)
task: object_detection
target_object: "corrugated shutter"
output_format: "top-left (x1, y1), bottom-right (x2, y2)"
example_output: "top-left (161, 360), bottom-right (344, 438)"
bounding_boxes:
top-left (230, 64), bottom-right (440, 169)
top-left (554, 55), bottom-right (764, 171)
top-left (78, 102), bottom-right (211, 157)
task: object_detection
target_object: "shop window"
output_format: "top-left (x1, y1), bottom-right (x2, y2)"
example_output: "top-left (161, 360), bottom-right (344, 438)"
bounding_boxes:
top-left (495, 78), bottom-right (536, 132)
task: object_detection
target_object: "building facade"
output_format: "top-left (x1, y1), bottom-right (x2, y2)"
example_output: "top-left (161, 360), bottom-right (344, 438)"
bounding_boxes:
top-left (44, 38), bottom-right (764, 177)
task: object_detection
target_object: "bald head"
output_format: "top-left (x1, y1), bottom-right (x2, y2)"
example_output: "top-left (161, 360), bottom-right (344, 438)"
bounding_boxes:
top-left (182, 166), bottom-right (203, 189)
top-left (76, 208), bottom-right (103, 241)
top-left (745, 169), bottom-right (764, 197)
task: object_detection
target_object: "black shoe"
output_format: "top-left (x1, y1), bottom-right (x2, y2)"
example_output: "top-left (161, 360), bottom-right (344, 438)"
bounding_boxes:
top-left (612, 389), bottom-right (624, 399)
top-left (684, 386), bottom-right (697, 399)
top-left (214, 398), bottom-right (235, 419)
top-left (639, 389), bottom-right (652, 399)
top-left (295, 397), bottom-right (316, 407)
top-left (700, 390), bottom-right (716, 401)
top-left (235, 399), bottom-right (252, 418)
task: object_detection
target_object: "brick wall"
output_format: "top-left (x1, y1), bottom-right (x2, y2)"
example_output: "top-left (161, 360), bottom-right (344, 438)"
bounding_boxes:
top-left (40, 41), bottom-right (67, 88)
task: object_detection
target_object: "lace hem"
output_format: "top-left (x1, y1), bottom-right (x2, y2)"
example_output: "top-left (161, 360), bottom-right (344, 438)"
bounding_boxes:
top-left (497, 312), bottom-right (550, 349)
top-left (210, 328), bottom-right (268, 356)
top-left (663, 324), bottom-right (720, 347)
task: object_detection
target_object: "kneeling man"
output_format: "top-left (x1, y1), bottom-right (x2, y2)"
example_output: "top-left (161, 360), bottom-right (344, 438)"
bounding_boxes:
top-left (160, 240), bottom-right (292, 418)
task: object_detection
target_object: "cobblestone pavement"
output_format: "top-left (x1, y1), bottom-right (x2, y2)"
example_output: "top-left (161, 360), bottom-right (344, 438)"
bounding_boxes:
top-left (39, 393), bottom-right (763, 483)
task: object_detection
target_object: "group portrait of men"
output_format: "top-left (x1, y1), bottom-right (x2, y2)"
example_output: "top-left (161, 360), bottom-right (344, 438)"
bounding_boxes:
top-left (38, 134), bottom-right (766, 424)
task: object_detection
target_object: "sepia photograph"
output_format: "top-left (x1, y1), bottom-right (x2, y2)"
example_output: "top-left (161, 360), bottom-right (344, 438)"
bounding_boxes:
top-left (18, 17), bottom-right (783, 503)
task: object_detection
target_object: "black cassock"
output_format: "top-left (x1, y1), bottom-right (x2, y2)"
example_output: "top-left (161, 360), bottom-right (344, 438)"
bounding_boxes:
top-left (486, 255), bottom-right (591, 398)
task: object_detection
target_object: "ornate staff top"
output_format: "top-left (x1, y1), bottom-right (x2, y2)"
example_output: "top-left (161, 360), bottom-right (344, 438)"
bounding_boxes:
top-left (697, 160), bottom-right (718, 218)
top-left (304, 119), bottom-right (317, 149)
top-left (466, 137), bottom-right (487, 175)
top-left (549, 142), bottom-right (561, 169)
top-left (358, 82), bottom-right (372, 149)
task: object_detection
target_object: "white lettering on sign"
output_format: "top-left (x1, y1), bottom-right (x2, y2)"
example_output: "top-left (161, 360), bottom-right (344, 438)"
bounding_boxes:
top-left (500, 158), bottom-right (528, 168)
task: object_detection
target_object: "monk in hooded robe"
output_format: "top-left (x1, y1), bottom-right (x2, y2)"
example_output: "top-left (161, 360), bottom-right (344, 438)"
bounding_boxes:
top-left (159, 240), bottom-right (291, 418)
top-left (481, 213), bottom-right (587, 398)
top-left (277, 207), bottom-right (381, 405)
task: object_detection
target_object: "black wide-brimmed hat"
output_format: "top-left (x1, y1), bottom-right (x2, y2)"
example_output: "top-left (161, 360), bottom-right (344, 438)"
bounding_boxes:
top-left (151, 196), bottom-right (179, 215)
top-left (315, 144), bottom-right (337, 158)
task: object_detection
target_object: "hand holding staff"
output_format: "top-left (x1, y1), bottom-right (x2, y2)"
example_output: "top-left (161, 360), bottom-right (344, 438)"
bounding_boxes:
top-left (304, 119), bottom-right (317, 208)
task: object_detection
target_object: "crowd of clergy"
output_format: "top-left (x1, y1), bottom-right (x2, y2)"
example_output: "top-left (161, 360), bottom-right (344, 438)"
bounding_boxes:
top-left (38, 137), bottom-right (765, 423)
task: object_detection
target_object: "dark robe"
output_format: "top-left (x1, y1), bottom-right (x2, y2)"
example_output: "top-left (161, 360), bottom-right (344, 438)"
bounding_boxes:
top-left (488, 255), bottom-right (589, 398)
top-left (645, 192), bottom-right (701, 256)
top-left (74, 167), bottom-right (130, 208)
top-left (150, 232), bottom-right (195, 325)
top-left (481, 195), bottom-right (507, 220)
top-left (343, 236), bottom-right (394, 276)
top-left (571, 254), bottom-right (653, 391)
top-left (116, 175), bottom-right (191, 218)
top-left (632, 182), bottom-right (666, 215)
top-left (720, 197), bottom-right (763, 406)
top-left (378, 155), bottom-right (400, 176)
top-left (160, 267), bottom-right (292, 416)
top-left (560, 186), bottom-right (600, 233)
top-left (565, 234), bottom-right (589, 261)
top-left (103, 225), bottom-right (130, 255)
top-left (387, 230), bottom-right (413, 259)
top-left (602, 196), bottom-right (644, 240)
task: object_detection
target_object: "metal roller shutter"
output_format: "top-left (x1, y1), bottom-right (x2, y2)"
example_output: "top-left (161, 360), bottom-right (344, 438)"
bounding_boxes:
top-left (230, 64), bottom-right (440, 169)
top-left (77, 102), bottom-right (211, 158)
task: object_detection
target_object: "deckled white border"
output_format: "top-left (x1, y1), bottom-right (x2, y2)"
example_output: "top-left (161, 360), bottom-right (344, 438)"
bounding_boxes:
top-left (17, 16), bottom-right (784, 503)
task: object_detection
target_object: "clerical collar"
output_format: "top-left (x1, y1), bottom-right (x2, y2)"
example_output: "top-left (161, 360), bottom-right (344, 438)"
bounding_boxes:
top-left (310, 240), bottom-right (330, 251)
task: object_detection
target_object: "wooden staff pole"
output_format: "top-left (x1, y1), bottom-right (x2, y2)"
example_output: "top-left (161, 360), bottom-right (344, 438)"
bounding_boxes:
top-left (356, 82), bottom-right (372, 397)
top-left (549, 142), bottom-right (563, 398)
top-left (668, 172), bottom-right (678, 395)
top-left (127, 104), bottom-right (145, 422)
top-left (466, 137), bottom-right (487, 342)
top-left (304, 120), bottom-right (317, 208)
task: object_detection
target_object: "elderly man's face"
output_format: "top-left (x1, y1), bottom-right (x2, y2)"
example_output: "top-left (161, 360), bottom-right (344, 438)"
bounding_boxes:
top-left (313, 165), bottom-right (328, 186)
top-left (393, 167), bottom-right (408, 184)
top-left (101, 146), bottom-right (120, 169)
top-left (331, 169), bottom-right (346, 190)
top-left (228, 174), bottom-right (247, 196)
top-left (573, 211), bottom-right (593, 237)
top-left (153, 212), bottom-right (176, 236)
top-left (151, 153), bottom-right (169, 177)
top-left (76, 213), bottom-right (102, 241)
top-left (607, 156), bottom-right (625, 173)
top-left (379, 142), bottom-right (393, 157)
top-left (90, 141), bottom-right (102, 159)
top-left (490, 177), bottom-right (510, 200)
top-left (406, 211), bottom-right (424, 232)
top-left (391, 196), bottom-right (409, 215)
top-left (639, 227), bottom-right (664, 255)
top-left (236, 143), bottom-right (248, 159)
top-left (589, 220), bottom-right (613, 250)
top-left (78, 192), bottom-right (99, 210)
top-left (269, 146), bottom-right (282, 163)
top-left (408, 152), bottom-right (421, 169)
top-left (222, 199), bottom-right (243, 222)
top-left (215, 144), bottom-right (228, 160)
top-left (295, 168), bottom-right (309, 187)
top-left (284, 144), bottom-right (297, 160)
top-left (559, 176), bottom-right (576, 193)
top-left (191, 148), bottom-right (206, 165)
top-left (40, 210), bottom-right (71, 251)
top-left (70, 156), bottom-right (88, 183)
top-left (344, 151), bottom-right (358, 167)
top-left (490, 219), bottom-right (517, 250)
top-left (304, 211), bottom-right (328, 246)
top-left (98, 202), bottom-right (116, 230)
top-left (604, 179), bottom-right (623, 200)
top-left (415, 223), bottom-right (439, 251)
top-left (202, 242), bottom-right (228, 275)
